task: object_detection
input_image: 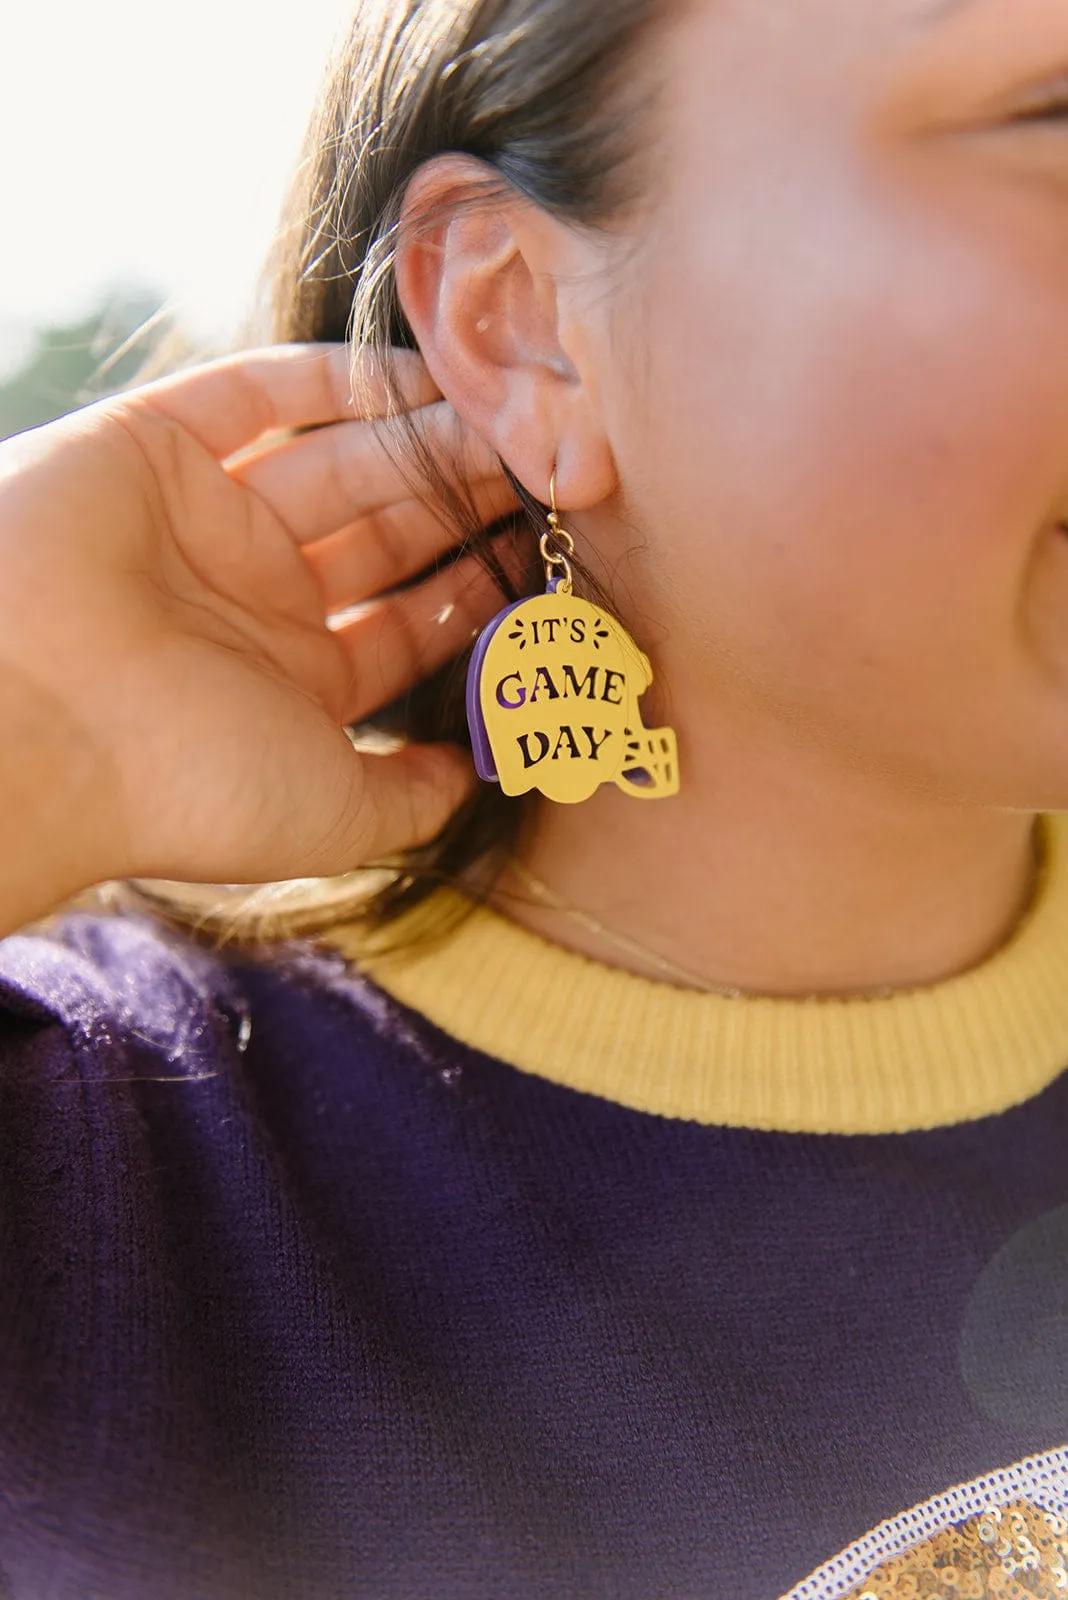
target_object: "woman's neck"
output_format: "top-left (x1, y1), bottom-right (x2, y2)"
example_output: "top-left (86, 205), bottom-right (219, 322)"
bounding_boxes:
top-left (488, 707), bottom-right (1041, 1000)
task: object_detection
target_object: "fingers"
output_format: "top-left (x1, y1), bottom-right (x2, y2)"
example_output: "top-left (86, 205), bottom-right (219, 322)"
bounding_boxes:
top-left (338, 740), bottom-right (480, 866)
top-left (230, 716), bottom-right (477, 881)
top-left (129, 343), bottom-right (440, 463)
top-left (229, 399), bottom-right (506, 549)
top-left (328, 534), bottom-right (529, 727)
top-left (306, 475), bottom-right (522, 614)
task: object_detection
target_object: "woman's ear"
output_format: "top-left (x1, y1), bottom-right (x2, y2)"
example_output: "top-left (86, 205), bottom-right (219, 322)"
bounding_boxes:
top-left (393, 152), bottom-right (616, 509)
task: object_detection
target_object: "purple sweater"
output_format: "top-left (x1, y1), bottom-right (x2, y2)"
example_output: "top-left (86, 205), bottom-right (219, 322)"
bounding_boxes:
top-left (0, 907), bottom-right (1066, 1599)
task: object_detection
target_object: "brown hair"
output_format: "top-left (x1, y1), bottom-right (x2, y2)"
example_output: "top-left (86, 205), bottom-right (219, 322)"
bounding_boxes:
top-left (82, 0), bottom-right (668, 955)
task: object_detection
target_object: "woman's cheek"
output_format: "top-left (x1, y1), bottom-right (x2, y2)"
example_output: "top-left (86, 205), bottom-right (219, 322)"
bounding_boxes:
top-left (637, 176), bottom-right (1063, 692)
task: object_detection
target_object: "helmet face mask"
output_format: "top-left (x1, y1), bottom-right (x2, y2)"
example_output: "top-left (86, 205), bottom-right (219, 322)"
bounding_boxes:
top-left (616, 725), bottom-right (680, 798)
top-left (467, 591), bottom-right (680, 804)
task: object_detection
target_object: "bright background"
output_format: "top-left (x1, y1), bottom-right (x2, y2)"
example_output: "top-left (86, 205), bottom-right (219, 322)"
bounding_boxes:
top-left (0, 0), bottom-right (356, 384)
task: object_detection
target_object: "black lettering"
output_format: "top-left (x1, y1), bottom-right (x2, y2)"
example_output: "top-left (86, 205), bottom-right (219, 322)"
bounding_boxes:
top-left (582, 727), bottom-right (613, 761)
top-left (551, 725), bottom-right (582, 761)
top-left (528, 665), bottom-right (560, 704)
top-left (560, 663), bottom-right (598, 700)
top-left (517, 731), bottom-right (551, 768)
top-left (601, 669), bottom-right (625, 706)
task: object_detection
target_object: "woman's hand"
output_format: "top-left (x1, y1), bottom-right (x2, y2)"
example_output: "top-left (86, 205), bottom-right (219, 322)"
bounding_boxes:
top-left (0, 342), bottom-right (521, 930)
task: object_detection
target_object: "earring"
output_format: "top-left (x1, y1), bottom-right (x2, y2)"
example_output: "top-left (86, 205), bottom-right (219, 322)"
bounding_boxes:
top-left (465, 466), bottom-right (680, 803)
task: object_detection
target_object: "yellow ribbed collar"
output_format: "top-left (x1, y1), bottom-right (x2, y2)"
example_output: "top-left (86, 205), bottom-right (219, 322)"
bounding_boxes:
top-left (318, 813), bottom-right (1068, 1135)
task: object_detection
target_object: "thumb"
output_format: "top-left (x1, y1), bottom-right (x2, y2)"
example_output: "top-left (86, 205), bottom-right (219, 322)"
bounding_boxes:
top-left (314, 738), bottom-right (481, 874)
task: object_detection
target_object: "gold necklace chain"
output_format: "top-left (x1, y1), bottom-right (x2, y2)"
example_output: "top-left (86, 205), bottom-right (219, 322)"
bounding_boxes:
top-left (501, 855), bottom-right (747, 999)
top-left (501, 817), bottom-right (1049, 1005)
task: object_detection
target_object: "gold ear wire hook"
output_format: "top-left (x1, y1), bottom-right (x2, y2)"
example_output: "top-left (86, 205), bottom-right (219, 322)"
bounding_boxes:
top-left (540, 466), bottom-right (575, 594)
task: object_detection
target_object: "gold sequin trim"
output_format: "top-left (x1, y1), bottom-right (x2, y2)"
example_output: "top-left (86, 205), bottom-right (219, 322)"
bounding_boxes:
top-left (842, 1499), bottom-right (1068, 1599)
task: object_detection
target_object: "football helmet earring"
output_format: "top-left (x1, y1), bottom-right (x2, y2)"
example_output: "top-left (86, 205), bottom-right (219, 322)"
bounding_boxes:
top-left (465, 467), bottom-right (680, 802)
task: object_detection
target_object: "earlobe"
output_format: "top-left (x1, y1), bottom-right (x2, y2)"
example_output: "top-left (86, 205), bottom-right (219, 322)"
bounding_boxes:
top-left (393, 153), bottom-right (616, 511)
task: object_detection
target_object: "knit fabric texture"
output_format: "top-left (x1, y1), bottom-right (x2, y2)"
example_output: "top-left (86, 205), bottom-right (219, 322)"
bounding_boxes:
top-left (0, 817), bottom-right (1066, 1598)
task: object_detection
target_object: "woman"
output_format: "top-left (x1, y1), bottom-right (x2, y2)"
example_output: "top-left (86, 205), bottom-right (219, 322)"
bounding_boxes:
top-left (1, 0), bottom-right (1066, 1594)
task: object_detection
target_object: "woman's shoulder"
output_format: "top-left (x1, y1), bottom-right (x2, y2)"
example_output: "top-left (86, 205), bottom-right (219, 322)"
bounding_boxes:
top-left (0, 906), bottom-right (252, 1061)
top-left (0, 899), bottom-right (443, 1088)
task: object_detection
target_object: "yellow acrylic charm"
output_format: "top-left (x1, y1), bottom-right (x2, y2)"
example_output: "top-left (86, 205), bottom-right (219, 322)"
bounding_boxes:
top-left (466, 470), bottom-right (680, 803)
top-left (466, 579), bottom-right (680, 803)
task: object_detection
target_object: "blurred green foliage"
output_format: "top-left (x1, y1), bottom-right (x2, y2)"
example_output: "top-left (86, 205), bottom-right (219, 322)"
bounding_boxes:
top-left (0, 286), bottom-right (194, 441)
